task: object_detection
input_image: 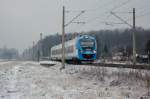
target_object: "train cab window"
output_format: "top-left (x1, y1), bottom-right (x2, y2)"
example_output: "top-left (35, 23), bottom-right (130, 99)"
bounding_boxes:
top-left (80, 39), bottom-right (95, 47)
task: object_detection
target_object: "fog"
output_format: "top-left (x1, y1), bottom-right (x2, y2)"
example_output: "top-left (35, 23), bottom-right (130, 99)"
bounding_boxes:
top-left (0, 0), bottom-right (150, 53)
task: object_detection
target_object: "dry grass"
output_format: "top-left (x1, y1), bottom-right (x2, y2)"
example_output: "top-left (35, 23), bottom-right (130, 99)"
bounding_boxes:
top-left (78, 67), bottom-right (108, 81)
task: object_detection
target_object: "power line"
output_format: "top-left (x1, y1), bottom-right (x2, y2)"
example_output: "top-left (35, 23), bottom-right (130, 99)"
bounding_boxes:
top-left (65, 10), bottom-right (85, 27)
top-left (71, 22), bottom-right (85, 24)
top-left (109, 11), bottom-right (132, 14)
top-left (65, 0), bottom-right (117, 27)
top-left (90, 21), bottom-right (125, 28)
top-left (125, 11), bottom-right (150, 21)
top-left (67, 0), bottom-right (118, 12)
top-left (65, 0), bottom-right (132, 32)
top-left (84, 0), bottom-right (132, 25)
top-left (109, 8), bottom-right (136, 64)
top-left (65, 0), bottom-right (116, 31)
top-left (65, 9), bottom-right (85, 13)
top-left (65, 0), bottom-right (141, 33)
top-left (87, 0), bottom-right (118, 11)
top-left (106, 0), bottom-right (132, 20)
top-left (104, 21), bottom-right (125, 25)
top-left (136, 12), bottom-right (150, 18)
top-left (137, 6), bottom-right (150, 12)
top-left (134, 0), bottom-right (150, 13)
top-left (111, 0), bottom-right (132, 11)
top-left (110, 11), bottom-right (132, 27)
top-left (83, 0), bottom-right (120, 21)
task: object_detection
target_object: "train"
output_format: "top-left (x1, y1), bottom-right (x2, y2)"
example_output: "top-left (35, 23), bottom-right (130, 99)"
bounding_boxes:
top-left (50, 35), bottom-right (97, 63)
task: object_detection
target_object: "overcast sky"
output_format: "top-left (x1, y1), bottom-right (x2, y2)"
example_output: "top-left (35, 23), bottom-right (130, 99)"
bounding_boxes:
top-left (0, 0), bottom-right (150, 53)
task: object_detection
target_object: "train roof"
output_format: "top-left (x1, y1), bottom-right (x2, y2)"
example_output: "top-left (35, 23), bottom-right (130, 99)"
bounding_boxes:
top-left (77, 35), bottom-right (95, 40)
top-left (51, 37), bottom-right (77, 50)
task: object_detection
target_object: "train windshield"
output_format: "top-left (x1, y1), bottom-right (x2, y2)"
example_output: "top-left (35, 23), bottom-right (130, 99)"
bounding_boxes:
top-left (80, 39), bottom-right (95, 47)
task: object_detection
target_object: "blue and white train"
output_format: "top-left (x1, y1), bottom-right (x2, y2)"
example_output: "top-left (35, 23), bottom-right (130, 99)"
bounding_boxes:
top-left (50, 35), bottom-right (97, 63)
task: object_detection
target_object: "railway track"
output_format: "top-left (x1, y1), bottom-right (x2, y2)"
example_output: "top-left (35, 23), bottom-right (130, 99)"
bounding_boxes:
top-left (85, 62), bottom-right (150, 70)
top-left (40, 60), bottom-right (150, 70)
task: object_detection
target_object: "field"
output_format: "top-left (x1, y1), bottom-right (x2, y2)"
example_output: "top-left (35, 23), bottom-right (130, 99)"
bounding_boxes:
top-left (0, 60), bottom-right (150, 99)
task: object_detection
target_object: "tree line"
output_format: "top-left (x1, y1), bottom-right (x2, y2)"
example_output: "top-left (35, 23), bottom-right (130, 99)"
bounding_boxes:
top-left (0, 47), bottom-right (19, 59)
top-left (22, 27), bottom-right (150, 60)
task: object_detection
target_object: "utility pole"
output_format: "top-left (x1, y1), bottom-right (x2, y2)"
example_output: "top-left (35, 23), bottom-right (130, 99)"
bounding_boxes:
top-left (61, 6), bottom-right (65, 69)
top-left (32, 41), bottom-right (35, 61)
top-left (132, 8), bottom-right (136, 65)
top-left (60, 6), bottom-right (85, 70)
top-left (40, 33), bottom-right (43, 60)
top-left (148, 50), bottom-right (150, 64)
top-left (110, 8), bottom-right (137, 65)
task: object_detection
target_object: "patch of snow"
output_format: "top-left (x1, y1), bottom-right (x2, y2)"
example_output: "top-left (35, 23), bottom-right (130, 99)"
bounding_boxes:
top-left (39, 61), bottom-right (57, 66)
top-left (0, 61), bottom-right (150, 99)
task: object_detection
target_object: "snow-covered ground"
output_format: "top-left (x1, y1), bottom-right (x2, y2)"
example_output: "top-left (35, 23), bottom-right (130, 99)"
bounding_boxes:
top-left (0, 61), bottom-right (150, 99)
top-left (0, 59), bottom-right (17, 65)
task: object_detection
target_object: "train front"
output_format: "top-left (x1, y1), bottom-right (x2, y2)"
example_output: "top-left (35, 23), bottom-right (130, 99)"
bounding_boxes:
top-left (77, 35), bottom-right (97, 62)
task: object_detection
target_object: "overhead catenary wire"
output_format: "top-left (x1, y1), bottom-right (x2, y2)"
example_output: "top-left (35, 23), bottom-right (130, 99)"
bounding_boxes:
top-left (110, 0), bottom-right (132, 11)
top-left (65, 0), bottom-right (130, 32)
top-left (66, 0), bottom-right (149, 33)
top-left (66, 0), bottom-right (120, 12)
top-left (65, 10), bottom-right (85, 27)
top-left (110, 11), bottom-right (132, 27)
top-left (86, 0), bottom-right (119, 12)
top-left (90, 21), bottom-right (125, 28)
top-left (65, 0), bottom-right (118, 31)
top-left (125, 11), bottom-right (150, 21)
top-left (108, 11), bottom-right (132, 14)
top-left (106, 0), bottom-right (132, 20)
top-left (65, 0), bottom-right (119, 27)
top-left (136, 12), bottom-right (150, 18)
top-left (84, 0), bottom-right (132, 26)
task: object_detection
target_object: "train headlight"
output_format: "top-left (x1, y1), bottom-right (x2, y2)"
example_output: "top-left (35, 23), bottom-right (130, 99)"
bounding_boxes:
top-left (93, 50), bottom-right (96, 53)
